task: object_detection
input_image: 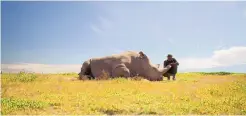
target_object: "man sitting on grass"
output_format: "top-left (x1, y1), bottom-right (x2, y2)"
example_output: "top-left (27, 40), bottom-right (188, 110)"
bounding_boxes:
top-left (163, 54), bottom-right (179, 80)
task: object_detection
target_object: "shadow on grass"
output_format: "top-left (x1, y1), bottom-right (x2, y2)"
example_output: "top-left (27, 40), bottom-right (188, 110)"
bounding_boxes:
top-left (138, 111), bottom-right (158, 115)
top-left (191, 72), bottom-right (233, 76)
top-left (95, 108), bottom-right (125, 115)
top-left (103, 109), bottom-right (124, 115)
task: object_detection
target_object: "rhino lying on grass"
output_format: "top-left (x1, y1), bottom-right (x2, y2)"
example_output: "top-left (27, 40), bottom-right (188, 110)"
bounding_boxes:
top-left (78, 51), bottom-right (172, 81)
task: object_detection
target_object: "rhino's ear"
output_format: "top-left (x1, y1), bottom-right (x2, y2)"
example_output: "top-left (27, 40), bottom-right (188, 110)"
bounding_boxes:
top-left (139, 51), bottom-right (147, 59)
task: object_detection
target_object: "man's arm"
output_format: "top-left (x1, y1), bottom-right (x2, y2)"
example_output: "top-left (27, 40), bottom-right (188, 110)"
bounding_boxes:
top-left (173, 58), bottom-right (179, 65)
top-left (164, 60), bottom-right (167, 67)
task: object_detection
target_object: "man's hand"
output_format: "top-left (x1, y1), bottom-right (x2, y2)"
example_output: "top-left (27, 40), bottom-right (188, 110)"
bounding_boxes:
top-left (170, 63), bottom-right (177, 66)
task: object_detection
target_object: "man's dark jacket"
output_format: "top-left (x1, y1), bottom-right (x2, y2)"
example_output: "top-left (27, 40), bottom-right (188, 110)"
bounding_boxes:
top-left (163, 58), bottom-right (179, 74)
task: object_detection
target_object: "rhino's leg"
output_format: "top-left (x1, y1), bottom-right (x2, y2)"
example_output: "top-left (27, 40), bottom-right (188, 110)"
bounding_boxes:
top-left (112, 64), bottom-right (130, 78)
top-left (84, 67), bottom-right (95, 80)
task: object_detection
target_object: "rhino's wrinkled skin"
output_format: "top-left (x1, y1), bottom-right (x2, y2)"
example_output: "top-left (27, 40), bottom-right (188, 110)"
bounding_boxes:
top-left (78, 51), bottom-right (172, 81)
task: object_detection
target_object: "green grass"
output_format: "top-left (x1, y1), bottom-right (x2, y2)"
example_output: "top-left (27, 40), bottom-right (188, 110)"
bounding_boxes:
top-left (1, 98), bottom-right (48, 115)
top-left (1, 72), bottom-right (246, 115)
top-left (2, 71), bottom-right (38, 82)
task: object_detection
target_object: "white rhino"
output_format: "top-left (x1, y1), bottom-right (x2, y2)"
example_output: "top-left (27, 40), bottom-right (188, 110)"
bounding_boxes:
top-left (78, 51), bottom-right (172, 81)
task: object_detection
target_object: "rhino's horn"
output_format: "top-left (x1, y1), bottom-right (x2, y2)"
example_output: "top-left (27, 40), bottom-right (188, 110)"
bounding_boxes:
top-left (160, 65), bottom-right (172, 74)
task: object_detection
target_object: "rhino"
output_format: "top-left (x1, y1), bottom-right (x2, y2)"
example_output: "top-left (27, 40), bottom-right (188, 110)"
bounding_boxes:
top-left (78, 51), bottom-right (172, 81)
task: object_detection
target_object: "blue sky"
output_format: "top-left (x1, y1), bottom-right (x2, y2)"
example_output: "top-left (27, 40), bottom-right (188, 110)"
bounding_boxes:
top-left (1, 1), bottom-right (246, 73)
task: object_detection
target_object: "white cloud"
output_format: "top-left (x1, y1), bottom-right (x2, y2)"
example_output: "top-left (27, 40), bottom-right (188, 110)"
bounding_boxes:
top-left (167, 38), bottom-right (174, 45)
top-left (90, 24), bottom-right (103, 34)
top-left (1, 46), bottom-right (246, 73)
top-left (212, 46), bottom-right (246, 66)
top-left (178, 46), bottom-right (246, 71)
top-left (90, 16), bottom-right (113, 35)
top-left (98, 16), bottom-right (113, 30)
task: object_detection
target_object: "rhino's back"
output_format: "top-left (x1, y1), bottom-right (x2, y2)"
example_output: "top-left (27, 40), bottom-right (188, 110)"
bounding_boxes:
top-left (90, 51), bottom-right (139, 77)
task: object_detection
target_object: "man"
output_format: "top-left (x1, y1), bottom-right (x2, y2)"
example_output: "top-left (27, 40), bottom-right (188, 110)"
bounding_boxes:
top-left (163, 54), bottom-right (179, 80)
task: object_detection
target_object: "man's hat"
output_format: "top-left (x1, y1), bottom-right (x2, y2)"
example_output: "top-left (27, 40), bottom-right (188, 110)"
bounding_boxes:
top-left (167, 54), bottom-right (172, 57)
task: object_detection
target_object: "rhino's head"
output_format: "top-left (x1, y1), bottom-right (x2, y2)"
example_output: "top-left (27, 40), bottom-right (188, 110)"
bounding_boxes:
top-left (78, 60), bottom-right (91, 79)
top-left (138, 51), bottom-right (172, 81)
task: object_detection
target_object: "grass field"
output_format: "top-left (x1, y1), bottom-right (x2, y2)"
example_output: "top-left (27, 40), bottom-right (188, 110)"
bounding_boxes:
top-left (1, 72), bottom-right (246, 115)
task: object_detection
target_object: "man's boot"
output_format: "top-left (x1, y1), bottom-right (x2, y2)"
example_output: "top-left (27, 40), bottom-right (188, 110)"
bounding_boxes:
top-left (172, 74), bottom-right (176, 80)
top-left (167, 76), bottom-right (170, 80)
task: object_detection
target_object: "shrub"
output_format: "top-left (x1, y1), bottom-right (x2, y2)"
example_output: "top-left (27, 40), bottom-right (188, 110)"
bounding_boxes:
top-left (131, 76), bottom-right (143, 81)
top-left (199, 72), bottom-right (233, 76)
top-left (78, 75), bottom-right (90, 81)
top-left (1, 98), bottom-right (48, 114)
top-left (7, 71), bottom-right (38, 82)
top-left (96, 70), bottom-right (110, 80)
top-left (59, 72), bottom-right (78, 76)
